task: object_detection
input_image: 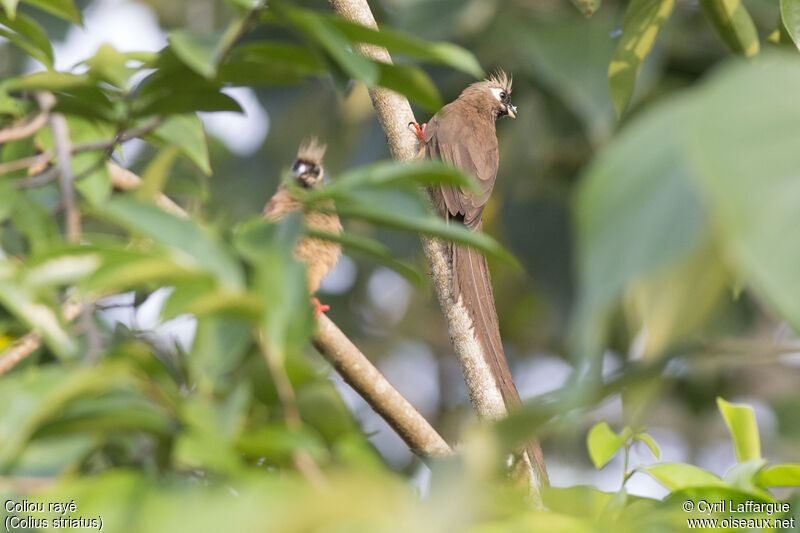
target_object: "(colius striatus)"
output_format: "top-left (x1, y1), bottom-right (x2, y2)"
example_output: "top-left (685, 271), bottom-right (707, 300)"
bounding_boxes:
top-left (262, 138), bottom-right (342, 318)
top-left (412, 70), bottom-right (548, 487)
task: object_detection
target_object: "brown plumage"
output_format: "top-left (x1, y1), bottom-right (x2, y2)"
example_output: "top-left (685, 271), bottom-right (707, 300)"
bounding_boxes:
top-left (421, 71), bottom-right (549, 485)
top-left (263, 139), bottom-right (342, 296)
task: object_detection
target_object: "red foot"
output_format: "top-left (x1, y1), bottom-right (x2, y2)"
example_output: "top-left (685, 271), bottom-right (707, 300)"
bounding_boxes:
top-left (408, 122), bottom-right (426, 141)
top-left (311, 297), bottom-right (330, 319)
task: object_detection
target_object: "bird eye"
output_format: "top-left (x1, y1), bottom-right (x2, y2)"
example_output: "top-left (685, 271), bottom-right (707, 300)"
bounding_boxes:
top-left (499, 91), bottom-right (507, 99)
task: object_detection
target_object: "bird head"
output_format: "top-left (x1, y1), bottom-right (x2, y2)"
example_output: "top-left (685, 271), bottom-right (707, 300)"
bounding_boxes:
top-left (292, 138), bottom-right (327, 188)
top-left (460, 69), bottom-right (516, 120)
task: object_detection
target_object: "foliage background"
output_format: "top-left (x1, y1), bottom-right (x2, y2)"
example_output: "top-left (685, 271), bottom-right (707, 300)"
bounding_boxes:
top-left (0, 0), bottom-right (799, 530)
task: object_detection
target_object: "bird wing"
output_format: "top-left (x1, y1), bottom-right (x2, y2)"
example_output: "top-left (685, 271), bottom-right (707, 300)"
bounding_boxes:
top-left (424, 108), bottom-right (498, 229)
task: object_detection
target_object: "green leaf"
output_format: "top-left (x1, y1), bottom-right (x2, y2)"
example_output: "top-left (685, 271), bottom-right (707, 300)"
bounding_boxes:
top-left (758, 464), bottom-right (800, 487)
top-left (74, 152), bottom-right (112, 205)
top-left (573, 95), bottom-right (704, 358)
top-left (335, 200), bottom-right (519, 267)
top-left (717, 397), bottom-right (761, 462)
top-left (0, 181), bottom-right (19, 222)
top-left (4, 71), bottom-right (89, 92)
top-left (608, 0), bottom-right (675, 116)
top-left (1, 0), bottom-right (19, 19)
top-left (133, 85), bottom-right (242, 117)
top-left (0, 269), bottom-right (77, 359)
top-left (137, 146), bottom-right (180, 202)
top-left (724, 458), bottom-right (770, 498)
top-left (699, 0), bottom-right (760, 56)
top-left (169, 29), bottom-right (228, 80)
top-left (190, 316), bottom-right (252, 387)
top-left (376, 63), bottom-right (441, 111)
top-left (83, 43), bottom-right (134, 88)
top-left (327, 16), bottom-right (483, 78)
top-left (306, 229), bottom-right (421, 285)
top-left (21, 0), bottom-right (81, 25)
top-left (634, 433), bottom-right (661, 459)
top-left (688, 56), bottom-right (800, 335)
top-left (0, 10), bottom-right (54, 68)
top-left (93, 197), bottom-right (245, 290)
top-left (145, 114), bottom-right (211, 175)
top-left (644, 463), bottom-right (727, 491)
top-left (311, 159), bottom-right (479, 200)
top-left (587, 422), bottom-right (627, 469)
top-left (279, 5), bottom-right (379, 85)
top-left (781, 0), bottom-right (800, 50)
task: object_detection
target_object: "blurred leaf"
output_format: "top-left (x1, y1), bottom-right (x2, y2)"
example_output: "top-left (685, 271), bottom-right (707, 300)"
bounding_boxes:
top-left (327, 16), bottom-right (483, 77)
top-left (376, 63), bottom-right (441, 111)
top-left (644, 463), bottom-right (727, 491)
top-left (758, 464), bottom-right (800, 487)
top-left (24, 252), bottom-right (101, 289)
top-left (699, 0), bottom-right (759, 56)
top-left (134, 86), bottom-right (242, 117)
top-left (279, 4), bottom-right (379, 85)
top-left (687, 53), bottom-right (800, 335)
top-left (74, 152), bottom-right (112, 205)
top-left (21, 0), bottom-right (81, 25)
top-left (310, 159), bottom-right (479, 200)
top-left (781, 0), bottom-right (800, 50)
top-left (11, 194), bottom-right (60, 255)
top-left (306, 229), bottom-right (421, 284)
top-left (717, 397), bottom-right (761, 462)
top-left (237, 424), bottom-right (329, 465)
top-left (4, 71), bottom-right (89, 91)
top-left (0, 181), bottom-right (19, 222)
top-left (724, 458), bottom-right (770, 497)
top-left (169, 23), bottom-right (245, 80)
top-left (146, 114), bottom-right (211, 175)
top-left (219, 43), bottom-right (324, 85)
top-left (608, 0), bottom-right (675, 116)
top-left (517, 14), bottom-right (617, 141)
top-left (189, 316), bottom-right (252, 386)
top-left (633, 433), bottom-right (661, 459)
top-left (625, 238), bottom-right (729, 358)
top-left (573, 97), bottom-right (703, 358)
top-left (335, 200), bottom-right (519, 268)
top-left (587, 422), bottom-right (628, 468)
top-left (0, 10), bottom-right (54, 68)
top-left (94, 197), bottom-right (245, 289)
top-left (137, 146), bottom-right (180, 201)
top-left (1, 0), bottom-right (19, 18)
top-left (0, 276), bottom-right (76, 359)
top-left (83, 43), bottom-right (134, 88)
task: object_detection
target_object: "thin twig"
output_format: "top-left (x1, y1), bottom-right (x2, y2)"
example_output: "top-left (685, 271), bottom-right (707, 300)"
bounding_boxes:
top-left (0, 117), bottom-right (164, 180)
top-left (0, 93), bottom-right (55, 144)
top-left (50, 113), bottom-right (81, 242)
top-left (313, 314), bottom-right (452, 458)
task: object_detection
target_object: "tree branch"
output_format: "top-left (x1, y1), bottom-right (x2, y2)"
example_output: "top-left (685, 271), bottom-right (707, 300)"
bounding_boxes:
top-left (327, 0), bottom-right (545, 498)
top-left (313, 314), bottom-right (452, 458)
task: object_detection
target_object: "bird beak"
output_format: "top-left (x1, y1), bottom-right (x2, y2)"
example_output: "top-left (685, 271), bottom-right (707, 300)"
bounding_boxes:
top-left (506, 103), bottom-right (517, 119)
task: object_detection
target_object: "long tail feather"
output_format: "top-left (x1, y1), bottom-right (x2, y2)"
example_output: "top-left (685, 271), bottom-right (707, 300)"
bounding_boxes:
top-left (451, 227), bottom-right (549, 486)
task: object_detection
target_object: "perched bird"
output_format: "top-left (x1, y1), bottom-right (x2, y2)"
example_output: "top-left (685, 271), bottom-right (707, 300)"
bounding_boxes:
top-left (412, 71), bottom-right (548, 485)
top-left (262, 139), bottom-right (342, 318)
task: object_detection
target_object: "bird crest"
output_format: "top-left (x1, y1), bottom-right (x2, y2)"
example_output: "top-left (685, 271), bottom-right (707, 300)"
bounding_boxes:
top-left (296, 137), bottom-right (327, 165)
top-left (486, 69), bottom-right (512, 94)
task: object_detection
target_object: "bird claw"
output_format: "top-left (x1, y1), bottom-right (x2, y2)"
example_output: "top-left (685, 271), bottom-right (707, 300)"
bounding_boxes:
top-left (311, 297), bottom-right (330, 319)
top-left (408, 121), bottom-right (426, 141)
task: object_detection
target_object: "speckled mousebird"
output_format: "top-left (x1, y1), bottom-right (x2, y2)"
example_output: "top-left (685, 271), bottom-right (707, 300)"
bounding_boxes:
top-left (412, 71), bottom-right (548, 486)
top-left (262, 138), bottom-right (342, 318)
